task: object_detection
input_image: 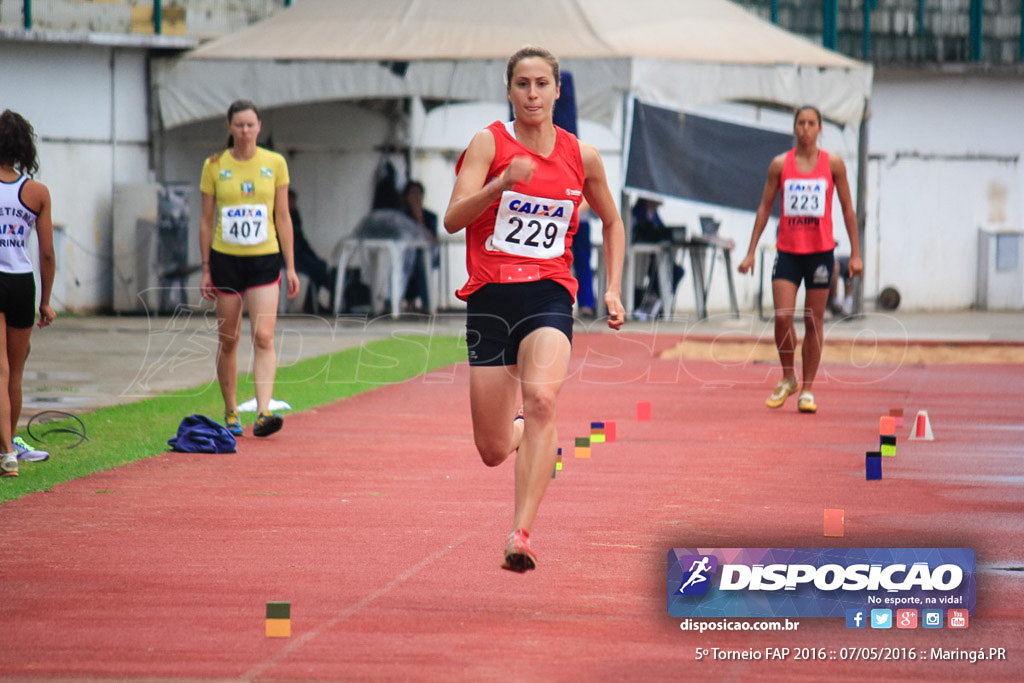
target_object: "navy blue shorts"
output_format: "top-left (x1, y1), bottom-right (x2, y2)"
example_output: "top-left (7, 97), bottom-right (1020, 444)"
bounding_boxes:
top-left (772, 250), bottom-right (834, 290)
top-left (210, 250), bottom-right (283, 295)
top-left (0, 272), bottom-right (36, 329)
top-left (465, 280), bottom-right (574, 367)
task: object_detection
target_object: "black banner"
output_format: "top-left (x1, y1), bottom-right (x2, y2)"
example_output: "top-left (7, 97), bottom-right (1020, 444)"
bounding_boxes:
top-left (625, 101), bottom-right (792, 215)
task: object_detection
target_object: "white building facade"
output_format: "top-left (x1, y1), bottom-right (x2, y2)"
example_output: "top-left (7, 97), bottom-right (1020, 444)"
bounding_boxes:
top-left (2, 1), bottom-right (1021, 313)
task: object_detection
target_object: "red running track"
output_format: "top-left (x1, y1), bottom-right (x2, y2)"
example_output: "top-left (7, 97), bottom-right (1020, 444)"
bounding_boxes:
top-left (1, 332), bottom-right (1022, 681)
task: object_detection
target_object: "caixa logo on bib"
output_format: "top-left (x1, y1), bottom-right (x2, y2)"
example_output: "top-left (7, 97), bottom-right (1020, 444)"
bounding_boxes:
top-left (667, 548), bottom-right (975, 618)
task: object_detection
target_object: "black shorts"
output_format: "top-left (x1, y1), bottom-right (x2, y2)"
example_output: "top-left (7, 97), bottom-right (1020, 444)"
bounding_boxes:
top-left (772, 250), bottom-right (834, 290)
top-left (209, 250), bottom-right (283, 295)
top-left (0, 272), bottom-right (36, 329)
top-left (465, 280), bottom-right (574, 367)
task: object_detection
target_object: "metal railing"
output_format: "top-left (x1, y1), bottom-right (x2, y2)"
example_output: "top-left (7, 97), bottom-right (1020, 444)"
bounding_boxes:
top-left (735, 0), bottom-right (1024, 64)
top-left (4, 0), bottom-right (291, 36)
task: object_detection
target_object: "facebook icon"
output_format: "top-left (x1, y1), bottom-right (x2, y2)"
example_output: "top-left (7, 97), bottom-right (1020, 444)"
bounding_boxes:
top-left (845, 609), bottom-right (867, 629)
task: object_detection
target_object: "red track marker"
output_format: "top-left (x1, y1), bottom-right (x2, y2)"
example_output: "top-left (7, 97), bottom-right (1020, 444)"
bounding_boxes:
top-left (823, 509), bottom-right (845, 537)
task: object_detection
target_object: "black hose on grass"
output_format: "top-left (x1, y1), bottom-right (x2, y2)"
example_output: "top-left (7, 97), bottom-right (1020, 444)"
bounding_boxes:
top-left (27, 410), bottom-right (90, 449)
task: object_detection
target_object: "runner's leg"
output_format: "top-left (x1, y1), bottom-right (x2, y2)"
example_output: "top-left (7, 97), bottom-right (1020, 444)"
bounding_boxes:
top-left (244, 283), bottom-right (281, 415)
top-left (512, 326), bottom-right (571, 533)
top-left (215, 293), bottom-right (244, 414)
top-left (469, 364), bottom-right (521, 467)
top-left (772, 279), bottom-right (799, 381)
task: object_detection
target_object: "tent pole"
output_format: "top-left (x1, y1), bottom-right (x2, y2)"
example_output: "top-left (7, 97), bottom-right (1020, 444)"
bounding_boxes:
top-left (148, 56), bottom-right (165, 184)
top-left (854, 100), bottom-right (870, 317)
top-left (862, 0), bottom-right (872, 60)
top-left (619, 93), bottom-right (634, 318)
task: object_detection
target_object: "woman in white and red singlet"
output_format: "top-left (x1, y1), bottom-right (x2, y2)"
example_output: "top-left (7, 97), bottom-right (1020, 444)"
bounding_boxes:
top-left (444, 46), bottom-right (625, 573)
top-left (0, 110), bottom-right (57, 479)
top-left (739, 106), bottom-right (863, 414)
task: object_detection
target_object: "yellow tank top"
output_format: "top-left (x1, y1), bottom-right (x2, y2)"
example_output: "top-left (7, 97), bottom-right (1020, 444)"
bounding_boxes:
top-left (200, 147), bottom-right (289, 256)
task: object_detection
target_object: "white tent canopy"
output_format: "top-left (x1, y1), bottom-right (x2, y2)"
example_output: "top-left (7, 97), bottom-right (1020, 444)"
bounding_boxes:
top-left (153, 0), bottom-right (872, 131)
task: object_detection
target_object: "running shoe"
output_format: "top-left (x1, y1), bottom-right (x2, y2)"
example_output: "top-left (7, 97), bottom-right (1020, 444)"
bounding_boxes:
top-left (1, 453), bottom-right (18, 477)
top-left (797, 391), bottom-right (817, 414)
top-left (13, 436), bottom-right (49, 462)
top-left (224, 412), bottom-right (244, 437)
top-left (501, 529), bottom-right (537, 573)
top-left (253, 411), bottom-right (283, 438)
top-left (765, 377), bottom-right (798, 409)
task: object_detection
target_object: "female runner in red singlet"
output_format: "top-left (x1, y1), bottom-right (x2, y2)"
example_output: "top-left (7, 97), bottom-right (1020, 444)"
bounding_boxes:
top-left (738, 106), bottom-right (863, 414)
top-left (444, 46), bottom-right (625, 572)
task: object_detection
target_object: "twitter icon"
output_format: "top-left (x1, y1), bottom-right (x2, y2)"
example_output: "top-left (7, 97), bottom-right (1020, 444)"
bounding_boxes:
top-left (870, 609), bottom-right (893, 629)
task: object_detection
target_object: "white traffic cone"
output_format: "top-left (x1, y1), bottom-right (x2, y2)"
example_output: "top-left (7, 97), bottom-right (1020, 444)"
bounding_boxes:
top-left (908, 410), bottom-right (934, 441)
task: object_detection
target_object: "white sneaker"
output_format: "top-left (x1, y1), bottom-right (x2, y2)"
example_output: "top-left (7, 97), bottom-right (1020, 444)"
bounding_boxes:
top-left (13, 436), bottom-right (49, 462)
top-left (1, 452), bottom-right (18, 477)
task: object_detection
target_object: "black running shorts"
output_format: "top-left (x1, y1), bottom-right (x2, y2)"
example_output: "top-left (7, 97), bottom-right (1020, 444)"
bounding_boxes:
top-left (210, 250), bottom-right (283, 295)
top-left (0, 271), bottom-right (36, 329)
top-left (465, 280), bottom-right (574, 367)
top-left (772, 250), bottom-right (835, 290)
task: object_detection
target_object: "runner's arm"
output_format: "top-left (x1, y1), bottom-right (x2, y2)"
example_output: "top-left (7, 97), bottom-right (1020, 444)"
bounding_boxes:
top-left (580, 141), bottom-right (624, 330)
top-left (739, 155), bottom-right (784, 275)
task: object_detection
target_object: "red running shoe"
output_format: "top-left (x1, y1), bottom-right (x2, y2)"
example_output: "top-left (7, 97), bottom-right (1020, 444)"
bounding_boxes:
top-left (501, 529), bottom-right (536, 573)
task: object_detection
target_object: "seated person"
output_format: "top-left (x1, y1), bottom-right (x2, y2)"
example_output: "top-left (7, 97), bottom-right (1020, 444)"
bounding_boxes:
top-left (288, 188), bottom-right (334, 312)
top-left (632, 198), bottom-right (672, 243)
top-left (401, 180), bottom-right (439, 311)
top-left (632, 198), bottom-right (683, 317)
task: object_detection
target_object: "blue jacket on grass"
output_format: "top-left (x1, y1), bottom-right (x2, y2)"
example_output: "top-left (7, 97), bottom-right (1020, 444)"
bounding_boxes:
top-left (168, 414), bottom-right (237, 454)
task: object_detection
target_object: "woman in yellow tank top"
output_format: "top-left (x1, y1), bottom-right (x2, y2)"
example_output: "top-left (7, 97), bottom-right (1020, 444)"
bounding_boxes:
top-left (199, 100), bottom-right (299, 438)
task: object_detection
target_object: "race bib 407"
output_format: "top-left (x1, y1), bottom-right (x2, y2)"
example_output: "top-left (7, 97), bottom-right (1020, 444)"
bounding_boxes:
top-left (221, 203), bottom-right (269, 246)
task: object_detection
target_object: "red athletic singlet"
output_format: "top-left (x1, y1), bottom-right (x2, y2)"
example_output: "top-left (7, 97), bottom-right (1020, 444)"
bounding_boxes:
top-left (454, 120), bottom-right (584, 302)
top-left (777, 149), bottom-right (836, 254)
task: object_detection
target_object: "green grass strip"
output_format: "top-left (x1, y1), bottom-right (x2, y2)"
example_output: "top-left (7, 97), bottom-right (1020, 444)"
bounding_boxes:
top-left (1, 335), bottom-right (465, 504)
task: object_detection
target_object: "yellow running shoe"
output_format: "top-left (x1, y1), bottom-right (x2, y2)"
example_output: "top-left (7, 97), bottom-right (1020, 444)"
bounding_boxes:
top-left (224, 411), bottom-right (244, 437)
top-left (798, 391), bottom-right (817, 414)
top-left (765, 377), bottom-right (798, 409)
top-left (253, 411), bottom-right (283, 438)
